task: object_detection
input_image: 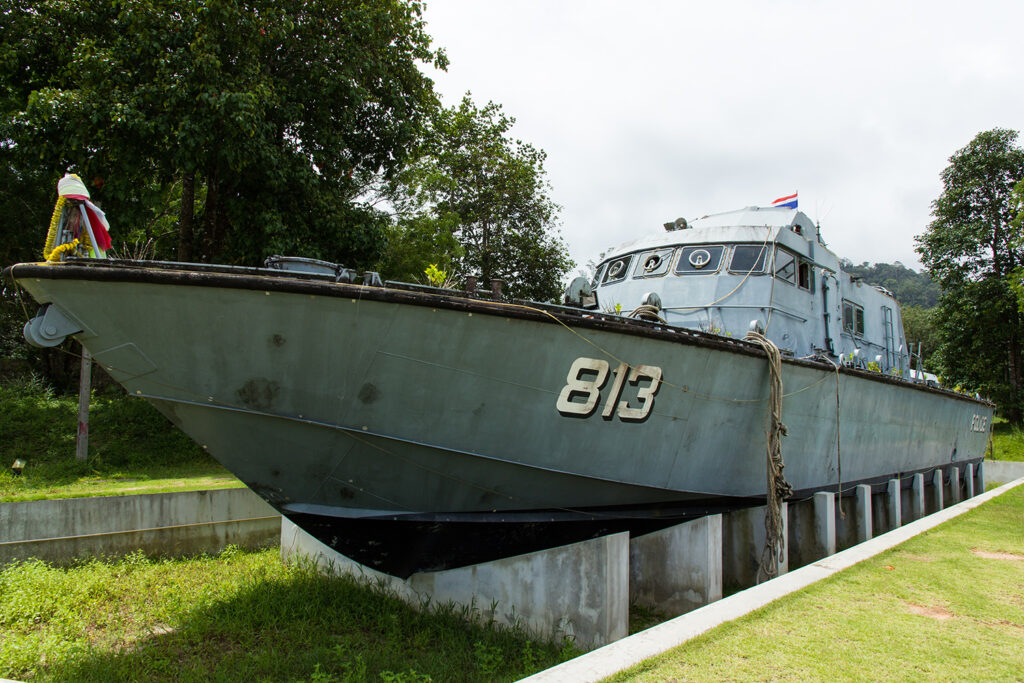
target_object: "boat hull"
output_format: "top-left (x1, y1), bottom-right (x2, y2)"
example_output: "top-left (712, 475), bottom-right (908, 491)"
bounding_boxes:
top-left (8, 261), bottom-right (993, 576)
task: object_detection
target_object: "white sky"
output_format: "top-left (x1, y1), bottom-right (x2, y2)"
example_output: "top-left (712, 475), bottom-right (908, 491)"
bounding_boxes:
top-left (421, 0), bottom-right (1024, 273)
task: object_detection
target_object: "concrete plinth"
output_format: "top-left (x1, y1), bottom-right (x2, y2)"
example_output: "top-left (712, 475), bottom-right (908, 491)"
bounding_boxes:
top-left (886, 479), bottom-right (902, 530)
top-left (629, 515), bottom-right (722, 618)
top-left (788, 492), bottom-right (836, 568)
top-left (965, 463), bottom-right (975, 498)
top-left (977, 461), bottom-right (986, 492)
top-left (910, 473), bottom-right (926, 522)
top-left (950, 466), bottom-right (961, 504)
top-left (855, 484), bottom-right (873, 543)
top-left (722, 503), bottom-right (787, 590)
top-left (929, 470), bottom-right (944, 513)
top-left (280, 518), bottom-right (628, 649)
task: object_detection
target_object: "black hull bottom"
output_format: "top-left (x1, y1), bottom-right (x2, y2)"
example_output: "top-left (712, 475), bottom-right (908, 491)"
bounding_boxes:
top-left (284, 498), bottom-right (758, 578)
top-left (282, 459), bottom-right (984, 578)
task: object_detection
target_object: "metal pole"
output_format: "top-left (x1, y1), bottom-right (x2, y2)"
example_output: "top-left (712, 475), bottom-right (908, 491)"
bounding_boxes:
top-left (76, 346), bottom-right (92, 462)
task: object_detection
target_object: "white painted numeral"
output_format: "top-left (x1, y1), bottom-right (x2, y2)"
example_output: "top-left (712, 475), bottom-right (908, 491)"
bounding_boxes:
top-left (557, 357), bottom-right (663, 421)
top-left (556, 357), bottom-right (610, 417)
top-left (616, 365), bottom-right (663, 421)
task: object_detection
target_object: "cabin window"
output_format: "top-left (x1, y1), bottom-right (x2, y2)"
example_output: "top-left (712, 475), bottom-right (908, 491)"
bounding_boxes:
top-left (602, 255), bottom-right (633, 285)
top-left (798, 260), bottom-right (813, 291)
top-left (633, 248), bottom-right (675, 279)
top-left (842, 300), bottom-right (865, 336)
top-left (674, 245), bottom-right (724, 274)
top-left (774, 248), bottom-right (797, 284)
top-left (728, 245), bottom-right (768, 273)
top-left (591, 263), bottom-right (607, 290)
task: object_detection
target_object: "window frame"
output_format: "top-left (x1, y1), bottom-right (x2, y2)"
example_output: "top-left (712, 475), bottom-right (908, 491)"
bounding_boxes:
top-left (842, 300), bottom-right (865, 336)
top-left (674, 244), bottom-right (726, 276)
top-left (727, 244), bottom-right (770, 275)
top-left (632, 248), bottom-right (676, 279)
top-left (601, 254), bottom-right (634, 286)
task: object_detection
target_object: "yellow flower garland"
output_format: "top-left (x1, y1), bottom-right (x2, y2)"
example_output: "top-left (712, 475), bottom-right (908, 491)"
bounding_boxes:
top-left (43, 195), bottom-right (95, 262)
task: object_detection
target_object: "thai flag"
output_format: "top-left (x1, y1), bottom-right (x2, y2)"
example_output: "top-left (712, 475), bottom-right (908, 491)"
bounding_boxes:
top-left (771, 192), bottom-right (798, 209)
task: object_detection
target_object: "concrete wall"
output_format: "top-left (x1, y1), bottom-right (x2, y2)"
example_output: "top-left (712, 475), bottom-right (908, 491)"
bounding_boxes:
top-left (281, 518), bottom-right (628, 649)
top-left (985, 460), bottom-right (1024, 485)
top-left (1, 488), bottom-right (280, 564)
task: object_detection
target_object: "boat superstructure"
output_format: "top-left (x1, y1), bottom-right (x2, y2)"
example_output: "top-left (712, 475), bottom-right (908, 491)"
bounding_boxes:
top-left (588, 207), bottom-right (908, 372)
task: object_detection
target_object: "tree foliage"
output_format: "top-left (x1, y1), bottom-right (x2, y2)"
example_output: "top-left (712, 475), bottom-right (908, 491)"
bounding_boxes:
top-left (900, 304), bottom-right (941, 372)
top-left (382, 95), bottom-right (572, 301)
top-left (916, 128), bottom-right (1024, 421)
top-left (840, 260), bottom-right (940, 308)
top-left (1, 0), bottom-right (446, 266)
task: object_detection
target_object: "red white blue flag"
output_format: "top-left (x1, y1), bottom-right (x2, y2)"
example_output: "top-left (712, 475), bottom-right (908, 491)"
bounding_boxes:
top-left (771, 192), bottom-right (798, 209)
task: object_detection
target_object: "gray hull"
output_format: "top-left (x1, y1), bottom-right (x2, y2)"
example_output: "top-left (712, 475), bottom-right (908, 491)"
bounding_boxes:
top-left (10, 261), bottom-right (992, 574)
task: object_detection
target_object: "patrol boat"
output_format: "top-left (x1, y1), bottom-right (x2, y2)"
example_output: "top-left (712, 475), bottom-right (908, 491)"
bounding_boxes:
top-left (8, 206), bottom-right (993, 577)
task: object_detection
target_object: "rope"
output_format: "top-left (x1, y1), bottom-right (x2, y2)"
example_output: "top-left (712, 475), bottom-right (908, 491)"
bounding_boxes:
top-left (627, 303), bottom-right (667, 323)
top-left (743, 330), bottom-right (793, 583)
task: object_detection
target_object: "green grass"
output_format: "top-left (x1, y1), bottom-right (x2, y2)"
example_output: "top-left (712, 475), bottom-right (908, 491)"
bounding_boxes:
top-left (0, 376), bottom-right (239, 501)
top-left (608, 483), bottom-right (1024, 682)
top-left (989, 417), bottom-right (1024, 462)
top-left (0, 547), bottom-right (577, 682)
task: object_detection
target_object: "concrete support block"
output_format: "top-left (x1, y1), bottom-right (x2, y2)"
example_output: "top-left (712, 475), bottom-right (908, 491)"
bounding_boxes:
top-left (950, 466), bottom-right (961, 504)
top-left (910, 473), bottom-right (926, 522)
top-left (788, 492), bottom-right (836, 569)
top-left (834, 494), bottom-right (858, 551)
top-left (930, 470), bottom-right (944, 513)
top-left (965, 463), bottom-right (975, 499)
top-left (281, 518), bottom-right (628, 649)
top-left (855, 485), bottom-right (872, 544)
top-left (886, 478), bottom-right (902, 530)
top-left (629, 515), bottom-right (722, 618)
top-left (722, 503), bottom-right (787, 590)
top-left (977, 461), bottom-right (986, 492)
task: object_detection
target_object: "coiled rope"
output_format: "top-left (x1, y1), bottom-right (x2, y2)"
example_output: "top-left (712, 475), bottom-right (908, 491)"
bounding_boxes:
top-left (744, 330), bottom-right (793, 582)
top-left (627, 303), bottom-right (667, 323)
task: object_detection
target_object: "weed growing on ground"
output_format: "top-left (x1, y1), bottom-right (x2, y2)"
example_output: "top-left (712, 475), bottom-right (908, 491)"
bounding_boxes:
top-left (0, 546), bottom-right (578, 682)
top-left (0, 376), bottom-right (234, 500)
top-left (989, 417), bottom-right (1024, 462)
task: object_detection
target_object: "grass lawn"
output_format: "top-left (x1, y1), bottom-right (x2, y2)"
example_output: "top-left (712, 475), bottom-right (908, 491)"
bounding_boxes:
top-left (989, 417), bottom-right (1024, 462)
top-left (1, 376), bottom-right (240, 501)
top-left (608, 483), bottom-right (1024, 682)
top-left (0, 547), bottom-right (577, 682)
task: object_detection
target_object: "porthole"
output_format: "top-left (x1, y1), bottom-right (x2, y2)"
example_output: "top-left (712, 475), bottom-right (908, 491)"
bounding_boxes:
top-left (689, 249), bottom-right (712, 269)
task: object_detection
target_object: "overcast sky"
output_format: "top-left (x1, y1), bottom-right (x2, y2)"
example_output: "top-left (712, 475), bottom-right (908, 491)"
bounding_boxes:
top-left (421, 0), bottom-right (1024, 273)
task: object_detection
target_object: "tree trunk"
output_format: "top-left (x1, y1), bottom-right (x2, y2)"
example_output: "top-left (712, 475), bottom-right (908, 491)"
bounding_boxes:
top-left (177, 172), bottom-right (195, 262)
top-left (1007, 319), bottom-right (1024, 425)
top-left (202, 170), bottom-right (220, 262)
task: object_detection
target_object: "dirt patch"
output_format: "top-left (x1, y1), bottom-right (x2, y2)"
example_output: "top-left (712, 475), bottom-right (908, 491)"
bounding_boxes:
top-left (904, 602), bottom-right (955, 620)
top-left (898, 553), bottom-right (936, 562)
top-left (971, 548), bottom-right (1024, 561)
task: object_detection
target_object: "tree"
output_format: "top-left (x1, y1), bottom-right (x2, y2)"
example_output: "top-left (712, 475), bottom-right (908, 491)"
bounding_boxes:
top-left (900, 304), bottom-right (942, 372)
top-left (840, 260), bottom-right (940, 308)
top-left (1, 0), bottom-right (446, 267)
top-left (916, 128), bottom-right (1024, 421)
top-left (384, 95), bottom-right (573, 301)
